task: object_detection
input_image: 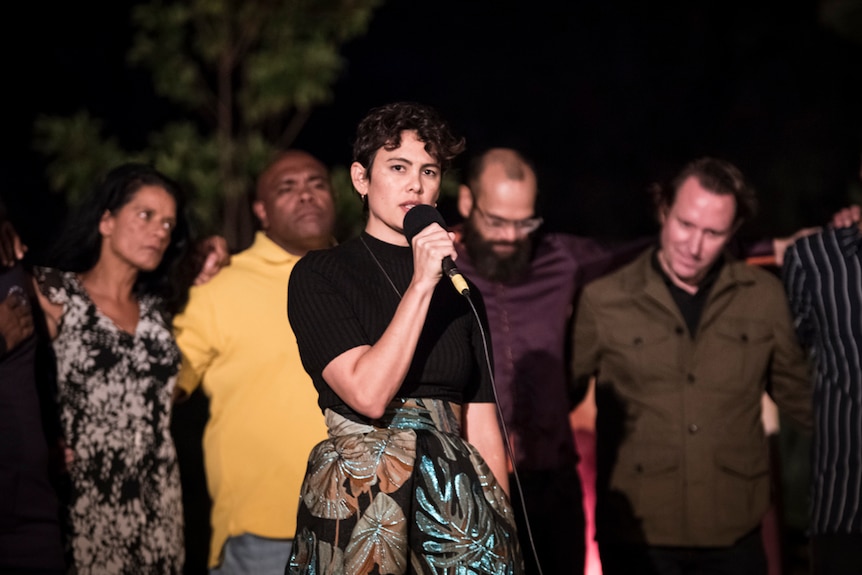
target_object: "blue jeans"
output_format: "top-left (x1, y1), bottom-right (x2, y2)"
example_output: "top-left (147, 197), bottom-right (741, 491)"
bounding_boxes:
top-left (210, 533), bottom-right (293, 575)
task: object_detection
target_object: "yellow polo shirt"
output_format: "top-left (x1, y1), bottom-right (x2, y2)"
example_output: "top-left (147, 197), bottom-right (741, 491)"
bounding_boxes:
top-left (173, 232), bottom-right (326, 568)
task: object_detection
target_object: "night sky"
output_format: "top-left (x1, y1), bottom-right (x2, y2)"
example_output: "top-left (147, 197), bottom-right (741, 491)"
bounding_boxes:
top-left (2, 3), bottom-right (859, 572)
top-left (3, 0), bottom-right (862, 255)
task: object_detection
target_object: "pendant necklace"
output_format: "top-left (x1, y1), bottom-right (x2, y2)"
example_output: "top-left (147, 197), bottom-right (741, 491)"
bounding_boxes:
top-left (360, 235), bottom-right (403, 299)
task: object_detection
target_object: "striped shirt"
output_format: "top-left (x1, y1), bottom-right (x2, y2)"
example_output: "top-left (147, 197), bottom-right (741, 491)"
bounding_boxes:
top-left (783, 225), bottom-right (862, 535)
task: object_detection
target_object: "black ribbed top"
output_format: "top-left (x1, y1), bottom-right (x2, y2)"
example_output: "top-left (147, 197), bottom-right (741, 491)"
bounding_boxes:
top-left (287, 232), bottom-right (495, 421)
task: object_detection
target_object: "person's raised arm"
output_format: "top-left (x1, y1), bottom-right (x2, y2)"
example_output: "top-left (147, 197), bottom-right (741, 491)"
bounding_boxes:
top-left (829, 204), bottom-right (861, 229)
top-left (0, 286), bottom-right (34, 355)
top-left (31, 277), bottom-right (62, 341)
top-left (752, 205), bottom-right (859, 267)
top-left (192, 235), bottom-right (230, 286)
top-left (770, 226), bottom-right (821, 267)
top-left (321, 224), bottom-right (456, 419)
top-left (0, 220), bottom-right (27, 267)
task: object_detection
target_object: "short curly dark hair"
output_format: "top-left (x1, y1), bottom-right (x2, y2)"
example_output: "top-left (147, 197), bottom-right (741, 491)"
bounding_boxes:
top-left (650, 157), bottom-right (758, 227)
top-left (352, 102), bottom-right (466, 177)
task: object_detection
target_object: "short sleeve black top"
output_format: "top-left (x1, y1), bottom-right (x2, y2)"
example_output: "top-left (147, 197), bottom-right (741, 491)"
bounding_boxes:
top-left (287, 232), bottom-right (495, 421)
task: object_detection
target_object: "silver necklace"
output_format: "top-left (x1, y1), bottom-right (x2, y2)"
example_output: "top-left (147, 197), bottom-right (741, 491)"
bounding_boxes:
top-left (360, 235), bottom-right (403, 299)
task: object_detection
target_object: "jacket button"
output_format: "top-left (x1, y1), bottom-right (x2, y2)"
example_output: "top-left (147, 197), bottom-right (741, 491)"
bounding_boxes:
top-left (633, 337), bottom-right (643, 345)
top-left (741, 333), bottom-right (749, 342)
top-left (688, 424), bottom-right (699, 434)
top-left (635, 464), bottom-right (644, 473)
top-left (687, 373), bottom-right (695, 384)
top-left (675, 326), bottom-right (685, 335)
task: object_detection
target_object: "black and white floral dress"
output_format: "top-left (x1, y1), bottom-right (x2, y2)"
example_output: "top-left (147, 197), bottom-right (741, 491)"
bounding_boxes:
top-left (34, 267), bottom-right (184, 575)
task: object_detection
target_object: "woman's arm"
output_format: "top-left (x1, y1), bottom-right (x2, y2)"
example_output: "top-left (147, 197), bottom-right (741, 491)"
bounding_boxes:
top-left (0, 220), bottom-right (27, 267)
top-left (322, 224), bottom-right (457, 419)
top-left (31, 276), bottom-right (62, 340)
top-left (462, 402), bottom-right (510, 495)
top-left (0, 286), bottom-right (33, 355)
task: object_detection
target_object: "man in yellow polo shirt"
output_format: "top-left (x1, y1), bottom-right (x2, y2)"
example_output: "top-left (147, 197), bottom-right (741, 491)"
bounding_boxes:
top-left (173, 149), bottom-right (335, 574)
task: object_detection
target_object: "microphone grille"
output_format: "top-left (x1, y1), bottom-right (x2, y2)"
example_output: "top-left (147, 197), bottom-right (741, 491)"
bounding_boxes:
top-left (403, 205), bottom-right (447, 244)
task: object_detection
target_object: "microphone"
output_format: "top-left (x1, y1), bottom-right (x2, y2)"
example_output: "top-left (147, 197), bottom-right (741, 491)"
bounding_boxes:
top-left (403, 205), bottom-right (470, 297)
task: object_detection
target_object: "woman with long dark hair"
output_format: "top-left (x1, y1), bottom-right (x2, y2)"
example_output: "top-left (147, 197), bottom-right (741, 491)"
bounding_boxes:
top-left (32, 163), bottom-right (191, 574)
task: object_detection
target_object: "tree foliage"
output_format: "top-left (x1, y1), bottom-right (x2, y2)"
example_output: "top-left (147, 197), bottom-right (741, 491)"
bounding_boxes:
top-left (819, 0), bottom-right (862, 47)
top-left (35, 0), bottom-right (383, 250)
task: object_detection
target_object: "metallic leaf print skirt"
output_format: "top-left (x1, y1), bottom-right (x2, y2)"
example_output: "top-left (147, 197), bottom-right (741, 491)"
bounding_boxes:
top-left (287, 398), bottom-right (524, 575)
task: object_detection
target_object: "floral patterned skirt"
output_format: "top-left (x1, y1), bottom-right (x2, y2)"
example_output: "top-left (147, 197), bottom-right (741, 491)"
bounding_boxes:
top-left (287, 398), bottom-right (524, 575)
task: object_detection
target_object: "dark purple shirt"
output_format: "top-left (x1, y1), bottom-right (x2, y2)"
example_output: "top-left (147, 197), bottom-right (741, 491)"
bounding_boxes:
top-left (455, 232), bottom-right (650, 471)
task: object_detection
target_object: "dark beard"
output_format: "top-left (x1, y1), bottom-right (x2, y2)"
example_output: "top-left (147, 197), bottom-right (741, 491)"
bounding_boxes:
top-left (463, 223), bottom-right (533, 283)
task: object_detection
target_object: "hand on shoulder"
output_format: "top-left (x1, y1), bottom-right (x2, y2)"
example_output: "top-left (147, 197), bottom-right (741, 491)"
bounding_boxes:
top-left (193, 235), bottom-right (231, 286)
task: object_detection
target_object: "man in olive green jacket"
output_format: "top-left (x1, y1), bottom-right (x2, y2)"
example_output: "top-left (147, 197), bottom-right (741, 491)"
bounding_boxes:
top-left (571, 157), bottom-right (812, 575)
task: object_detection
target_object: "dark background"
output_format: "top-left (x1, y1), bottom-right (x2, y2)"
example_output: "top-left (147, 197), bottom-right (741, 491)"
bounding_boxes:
top-left (2, 1), bottom-right (860, 573)
top-left (3, 0), bottom-right (861, 255)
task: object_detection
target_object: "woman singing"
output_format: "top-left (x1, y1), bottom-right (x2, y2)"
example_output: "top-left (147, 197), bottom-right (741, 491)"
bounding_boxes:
top-left (286, 102), bottom-right (524, 574)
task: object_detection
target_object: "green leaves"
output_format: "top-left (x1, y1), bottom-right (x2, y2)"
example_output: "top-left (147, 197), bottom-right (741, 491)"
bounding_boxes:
top-left (36, 0), bottom-right (383, 249)
top-left (34, 112), bottom-right (132, 206)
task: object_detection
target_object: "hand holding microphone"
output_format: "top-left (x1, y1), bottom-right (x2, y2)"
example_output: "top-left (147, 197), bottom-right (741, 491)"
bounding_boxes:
top-left (403, 205), bottom-right (470, 297)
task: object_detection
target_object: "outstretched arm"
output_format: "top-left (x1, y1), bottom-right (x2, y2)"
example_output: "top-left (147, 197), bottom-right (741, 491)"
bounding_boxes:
top-left (770, 226), bottom-right (821, 267)
top-left (828, 204), bottom-right (860, 229)
top-left (192, 235), bottom-right (231, 286)
top-left (749, 205), bottom-right (860, 267)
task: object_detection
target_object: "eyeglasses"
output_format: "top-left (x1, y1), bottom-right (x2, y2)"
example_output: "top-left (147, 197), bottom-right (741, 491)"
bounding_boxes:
top-left (472, 204), bottom-right (543, 234)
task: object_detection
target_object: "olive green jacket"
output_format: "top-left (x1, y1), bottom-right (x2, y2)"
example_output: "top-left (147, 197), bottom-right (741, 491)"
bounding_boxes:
top-left (571, 247), bottom-right (811, 547)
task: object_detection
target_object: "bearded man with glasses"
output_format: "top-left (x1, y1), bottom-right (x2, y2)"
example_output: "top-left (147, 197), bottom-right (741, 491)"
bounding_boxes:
top-left (452, 148), bottom-right (650, 575)
top-left (452, 148), bottom-right (839, 575)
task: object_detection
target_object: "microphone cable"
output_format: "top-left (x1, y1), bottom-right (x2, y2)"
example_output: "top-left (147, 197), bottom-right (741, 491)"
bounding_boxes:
top-left (461, 290), bottom-right (545, 575)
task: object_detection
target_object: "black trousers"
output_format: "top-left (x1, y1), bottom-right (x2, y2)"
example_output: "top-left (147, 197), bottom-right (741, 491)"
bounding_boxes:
top-left (810, 534), bottom-right (862, 575)
top-left (510, 466), bottom-right (586, 575)
top-left (599, 527), bottom-right (766, 575)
